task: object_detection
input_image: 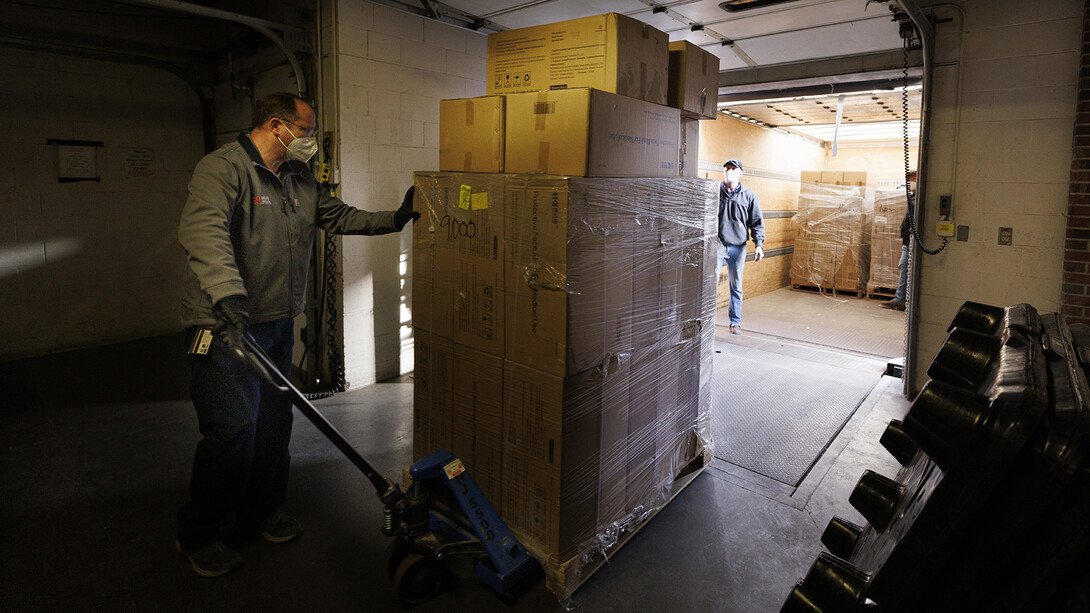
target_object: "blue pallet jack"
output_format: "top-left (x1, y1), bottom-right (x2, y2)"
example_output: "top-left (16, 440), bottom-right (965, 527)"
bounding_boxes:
top-left (228, 331), bottom-right (541, 606)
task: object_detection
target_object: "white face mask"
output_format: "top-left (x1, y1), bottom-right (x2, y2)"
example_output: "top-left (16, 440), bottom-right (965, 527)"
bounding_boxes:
top-left (278, 123), bottom-right (318, 163)
top-left (724, 168), bottom-right (741, 183)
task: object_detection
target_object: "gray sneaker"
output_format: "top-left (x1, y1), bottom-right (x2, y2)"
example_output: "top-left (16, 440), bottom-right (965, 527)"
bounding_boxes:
top-left (259, 511), bottom-right (303, 543)
top-left (175, 540), bottom-right (243, 578)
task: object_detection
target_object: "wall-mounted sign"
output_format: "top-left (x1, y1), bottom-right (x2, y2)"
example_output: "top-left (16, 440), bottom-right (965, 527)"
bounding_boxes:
top-left (47, 138), bottom-right (103, 183)
top-left (124, 148), bottom-right (154, 178)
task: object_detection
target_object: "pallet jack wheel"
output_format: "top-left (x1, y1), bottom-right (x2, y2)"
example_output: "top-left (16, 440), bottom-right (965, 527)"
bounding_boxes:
top-left (393, 553), bottom-right (446, 606)
top-left (384, 539), bottom-right (411, 578)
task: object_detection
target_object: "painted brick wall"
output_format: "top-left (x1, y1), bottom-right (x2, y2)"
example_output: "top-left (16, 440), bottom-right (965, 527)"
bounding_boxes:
top-left (913, 0), bottom-right (1081, 392)
top-left (332, 0), bottom-right (486, 385)
top-left (1062, 0), bottom-right (1090, 324)
top-left (0, 49), bottom-right (202, 359)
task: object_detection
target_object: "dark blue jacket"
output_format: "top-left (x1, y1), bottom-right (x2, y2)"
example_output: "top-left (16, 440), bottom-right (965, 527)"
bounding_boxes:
top-left (718, 181), bottom-right (764, 248)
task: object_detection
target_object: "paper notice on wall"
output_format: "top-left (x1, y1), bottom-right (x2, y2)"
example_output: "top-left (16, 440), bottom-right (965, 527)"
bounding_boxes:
top-left (58, 146), bottom-right (97, 179)
top-left (48, 139), bottom-right (102, 183)
top-left (124, 148), bottom-right (154, 178)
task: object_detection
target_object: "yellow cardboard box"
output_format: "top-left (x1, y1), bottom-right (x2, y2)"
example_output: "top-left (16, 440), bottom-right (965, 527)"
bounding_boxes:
top-left (487, 13), bottom-right (669, 105)
top-left (505, 88), bottom-right (680, 177)
top-left (439, 96), bottom-right (505, 173)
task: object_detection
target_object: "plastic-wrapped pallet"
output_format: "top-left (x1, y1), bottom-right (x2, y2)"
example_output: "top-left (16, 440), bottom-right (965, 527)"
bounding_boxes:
top-left (791, 180), bottom-right (872, 293)
top-left (781, 301), bottom-right (1090, 612)
top-left (412, 172), bottom-right (719, 598)
top-left (868, 190), bottom-right (908, 293)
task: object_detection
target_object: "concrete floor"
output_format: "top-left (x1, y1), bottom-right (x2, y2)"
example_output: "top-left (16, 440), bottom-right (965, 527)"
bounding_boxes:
top-left (1, 293), bottom-right (910, 612)
top-left (720, 286), bottom-right (908, 359)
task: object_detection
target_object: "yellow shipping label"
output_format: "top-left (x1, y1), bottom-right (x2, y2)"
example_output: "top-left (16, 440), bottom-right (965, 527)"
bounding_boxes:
top-left (459, 185), bottom-right (472, 210)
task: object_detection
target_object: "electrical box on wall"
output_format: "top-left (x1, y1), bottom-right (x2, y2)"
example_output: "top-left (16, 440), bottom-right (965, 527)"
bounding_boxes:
top-left (936, 195), bottom-right (954, 237)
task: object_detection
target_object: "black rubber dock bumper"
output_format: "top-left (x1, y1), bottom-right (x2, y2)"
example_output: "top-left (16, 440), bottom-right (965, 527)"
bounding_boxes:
top-left (781, 302), bottom-right (1090, 613)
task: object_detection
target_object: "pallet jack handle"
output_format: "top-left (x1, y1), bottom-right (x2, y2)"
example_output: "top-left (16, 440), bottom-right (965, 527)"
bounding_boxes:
top-left (227, 331), bottom-right (401, 502)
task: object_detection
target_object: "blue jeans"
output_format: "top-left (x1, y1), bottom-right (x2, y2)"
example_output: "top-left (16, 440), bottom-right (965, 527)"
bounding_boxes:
top-left (177, 318), bottom-right (295, 548)
top-left (716, 243), bottom-right (746, 326)
top-left (894, 244), bottom-right (909, 303)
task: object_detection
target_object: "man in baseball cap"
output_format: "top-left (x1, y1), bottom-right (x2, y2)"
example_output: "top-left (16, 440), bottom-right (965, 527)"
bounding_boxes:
top-left (717, 158), bottom-right (765, 334)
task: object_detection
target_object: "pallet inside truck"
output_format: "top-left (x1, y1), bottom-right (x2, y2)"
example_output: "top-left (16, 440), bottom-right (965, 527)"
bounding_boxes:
top-left (227, 331), bottom-right (541, 606)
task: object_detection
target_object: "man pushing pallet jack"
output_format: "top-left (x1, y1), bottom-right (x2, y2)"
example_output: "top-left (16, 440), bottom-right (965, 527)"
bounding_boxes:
top-left (225, 329), bottom-right (541, 606)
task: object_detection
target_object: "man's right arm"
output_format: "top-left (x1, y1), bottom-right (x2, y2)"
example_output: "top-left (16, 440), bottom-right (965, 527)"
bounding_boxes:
top-left (178, 155), bottom-right (248, 305)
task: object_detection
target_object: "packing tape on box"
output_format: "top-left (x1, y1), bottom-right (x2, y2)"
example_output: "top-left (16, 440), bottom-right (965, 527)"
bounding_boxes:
top-left (535, 91), bottom-right (550, 131)
top-left (464, 99), bottom-right (474, 126)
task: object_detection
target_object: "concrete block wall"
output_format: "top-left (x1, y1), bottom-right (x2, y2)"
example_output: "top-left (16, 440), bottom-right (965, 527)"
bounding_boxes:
top-left (0, 47), bottom-right (203, 359)
top-left (331, 0), bottom-right (486, 385)
top-left (914, 0), bottom-right (1082, 392)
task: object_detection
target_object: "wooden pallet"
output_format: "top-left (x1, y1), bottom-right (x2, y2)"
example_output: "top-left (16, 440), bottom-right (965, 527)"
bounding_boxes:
top-left (790, 284), bottom-right (865, 299)
top-left (525, 447), bottom-right (711, 600)
top-left (866, 284), bottom-right (898, 301)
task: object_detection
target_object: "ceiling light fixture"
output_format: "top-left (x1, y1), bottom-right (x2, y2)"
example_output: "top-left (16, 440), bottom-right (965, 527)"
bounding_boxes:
top-left (719, 0), bottom-right (802, 12)
top-left (716, 85), bottom-right (922, 109)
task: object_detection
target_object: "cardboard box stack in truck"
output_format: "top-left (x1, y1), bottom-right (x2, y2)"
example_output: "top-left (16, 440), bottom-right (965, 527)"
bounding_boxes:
top-left (868, 189), bottom-right (910, 296)
top-left (414, 13), bottom-right (722, 598)
top-left (791, 171), bottom-right (875, 294)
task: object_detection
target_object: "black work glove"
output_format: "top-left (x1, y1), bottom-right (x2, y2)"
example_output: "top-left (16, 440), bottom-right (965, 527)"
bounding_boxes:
top-left (394, 185), bottom-right (420, 231)
top-left (213, 295), bottom-right (249, 336)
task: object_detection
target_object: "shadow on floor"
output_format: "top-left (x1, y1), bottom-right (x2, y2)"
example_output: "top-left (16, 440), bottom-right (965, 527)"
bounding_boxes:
top-left (0, 333), bottom-right (911, 612)
top-left (3, 333), bottom-right (191, 407)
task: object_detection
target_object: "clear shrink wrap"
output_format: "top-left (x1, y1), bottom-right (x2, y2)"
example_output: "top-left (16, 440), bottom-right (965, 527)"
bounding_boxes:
top-left (411, 171), bottom-right (718, 598)
top-left (791, 181), bottom-right (873, 292)
top-left (869, 189), bottom-right (909, 290)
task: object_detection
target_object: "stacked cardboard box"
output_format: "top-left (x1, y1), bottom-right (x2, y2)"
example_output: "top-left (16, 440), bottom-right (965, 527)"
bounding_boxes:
top-left (417, 13), bottom-right (722, 598)
top-left (442, 13), bottom-right (718, 179)
top-left (790, 172), bottom-right (873, 292)
top-left (668, 41), bottom-right (719, 120)
top-left (439, 96), bottom-right (505, 173)
top-left (412, 171), bottom-right (718, 597)
top-left (869, 189), bottom-right (909, 290)
top-left (486, 13), bottom-right (669, 104)
top-left (668, 40), bottom-right (719, 177)
top-left (504, 88), bottom-right (681, 177)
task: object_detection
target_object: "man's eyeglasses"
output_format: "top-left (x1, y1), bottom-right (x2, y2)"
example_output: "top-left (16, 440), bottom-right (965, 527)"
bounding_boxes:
top-left (277, 118), bottom-right (317, 138)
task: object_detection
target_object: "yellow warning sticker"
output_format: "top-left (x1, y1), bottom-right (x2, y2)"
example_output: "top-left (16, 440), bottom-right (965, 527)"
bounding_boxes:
top-left (459, 185), bottom-right (472, 210)
top-left (443, 458), bottom-right (465, 480)
top-left (459, 185), bottom-right (488, 211)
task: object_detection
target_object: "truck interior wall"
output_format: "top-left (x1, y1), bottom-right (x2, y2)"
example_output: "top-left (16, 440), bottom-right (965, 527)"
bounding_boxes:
top-left (824, 146), bottom-right (921, 182)
top-left (698, 113), bottom-right (825, 302)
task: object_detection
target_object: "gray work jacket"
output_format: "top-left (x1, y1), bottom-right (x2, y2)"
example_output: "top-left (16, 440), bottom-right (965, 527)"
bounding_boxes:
top-left (179, 133), bottom-right (398, 327)
top-left (717, 181), bottom-right (765, 248)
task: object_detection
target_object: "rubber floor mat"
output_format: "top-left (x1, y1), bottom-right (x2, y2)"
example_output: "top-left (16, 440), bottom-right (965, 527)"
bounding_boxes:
top-left (709, 338), bottom-right (881, 486)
